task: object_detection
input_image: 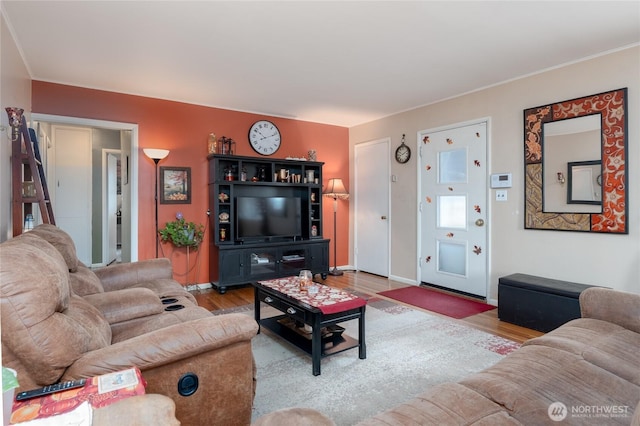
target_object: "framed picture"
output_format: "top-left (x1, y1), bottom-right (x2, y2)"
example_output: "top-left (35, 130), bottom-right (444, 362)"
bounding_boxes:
top-left (160, 166), bottom-right (191, 204)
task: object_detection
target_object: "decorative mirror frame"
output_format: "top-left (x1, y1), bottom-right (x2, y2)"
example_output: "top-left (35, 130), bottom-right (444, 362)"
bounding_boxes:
top-left (524, 88), bottom-right (628, 233)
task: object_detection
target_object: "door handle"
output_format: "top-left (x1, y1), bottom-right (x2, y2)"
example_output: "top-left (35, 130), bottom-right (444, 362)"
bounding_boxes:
top-left (381, 216), bottom-right (387, 220)
top-left (475, 218), bottom-right (485, 227)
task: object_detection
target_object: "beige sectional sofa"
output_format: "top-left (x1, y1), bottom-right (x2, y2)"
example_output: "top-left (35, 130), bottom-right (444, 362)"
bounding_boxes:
top-left (356, 287), bottom-right (640, 425)
top-left (1, 224), bottom-right (258, 425)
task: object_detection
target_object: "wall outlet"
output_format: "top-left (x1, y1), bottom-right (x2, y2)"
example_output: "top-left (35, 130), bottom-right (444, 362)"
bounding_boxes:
top-left (496, 190), bottom-right (508, 201)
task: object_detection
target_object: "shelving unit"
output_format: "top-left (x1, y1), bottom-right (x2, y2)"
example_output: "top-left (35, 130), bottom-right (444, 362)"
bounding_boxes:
top-left (10, 116), bottom-right (55, 236)
top-left (208, 154), bottom-right (329, 293)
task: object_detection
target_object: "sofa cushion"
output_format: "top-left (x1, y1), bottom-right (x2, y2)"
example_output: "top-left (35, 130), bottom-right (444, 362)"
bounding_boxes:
top-left (253, 407), bottom-right (336, 426)
top-left (66, 295), bottom-right (112, 349)
top-left (70, 264), bottom-right (105, 295)
top-left (460, 344), bottom-right (638, 425)
top-left (358, 382), bottom-right (513, 425)
top-left (580, 287), bottom-right (640, 334)
top-left (110, 303), bottom-right (212, 343)
top-left (525, 318), bottom-right (640, 386)
top-left (1, 233), bottom-right (110, 384)
top-left (84, 288), bottom-right (164, 324)
top-left (29, 223), bottom-right (79, 272)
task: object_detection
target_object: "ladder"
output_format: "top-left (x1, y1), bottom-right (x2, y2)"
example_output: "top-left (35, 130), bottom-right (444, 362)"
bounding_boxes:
top-left (11, 114), bottom-right (55, 236)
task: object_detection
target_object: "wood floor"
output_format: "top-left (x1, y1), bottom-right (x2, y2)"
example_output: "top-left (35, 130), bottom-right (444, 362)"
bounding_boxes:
top-left (191, 271), bottom-right (543, 345)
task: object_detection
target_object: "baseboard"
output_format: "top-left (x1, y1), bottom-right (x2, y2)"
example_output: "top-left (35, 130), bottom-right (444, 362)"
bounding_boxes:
top-left (388, 274), bottom-right (418, 286)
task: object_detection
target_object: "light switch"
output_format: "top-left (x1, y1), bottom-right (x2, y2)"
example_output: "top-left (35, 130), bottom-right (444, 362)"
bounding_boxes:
top-left (496, 190), bottom-right (508, 201)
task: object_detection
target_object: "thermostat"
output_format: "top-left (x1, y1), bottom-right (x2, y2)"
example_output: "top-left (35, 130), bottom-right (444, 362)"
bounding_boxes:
top-left (490, 173), bottom-right (512, 188)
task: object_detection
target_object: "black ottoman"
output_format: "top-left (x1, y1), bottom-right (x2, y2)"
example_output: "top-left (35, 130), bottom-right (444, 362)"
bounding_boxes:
top-left (498, 273), bottom-right (601, 332)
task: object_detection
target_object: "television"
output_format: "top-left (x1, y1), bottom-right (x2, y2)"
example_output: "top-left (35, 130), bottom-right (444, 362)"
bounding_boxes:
top-left (236, 197), bottom-right (302, 241)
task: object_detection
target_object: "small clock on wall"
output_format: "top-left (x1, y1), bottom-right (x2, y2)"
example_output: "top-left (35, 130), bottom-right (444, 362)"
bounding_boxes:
top-left (248, 120), bottom-right (281, 155)
top-left (395, 134), bottom-right (411, 164)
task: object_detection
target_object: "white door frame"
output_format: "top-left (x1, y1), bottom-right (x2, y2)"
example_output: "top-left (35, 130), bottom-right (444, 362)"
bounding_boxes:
top-left (354, 137), bottom-right (391, 276)
top-left (416, 117), bottom-right (492, 300)
top-left (32, 114), bottom-right (139, 262)
top-left (103, 149), bottom-right (120, 265)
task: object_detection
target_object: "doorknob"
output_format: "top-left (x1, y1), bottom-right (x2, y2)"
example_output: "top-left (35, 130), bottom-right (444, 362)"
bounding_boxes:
top-left (475, 218), bottom-right (485, 227)
top-left (381, 216), bottom-right (387, 220)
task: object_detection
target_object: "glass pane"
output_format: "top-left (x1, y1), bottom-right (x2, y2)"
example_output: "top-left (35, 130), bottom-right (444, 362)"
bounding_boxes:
top-left (250, 251), bottom-right (276, 275)
top-left (439, 149), bottom-right (467, 183)
top-left (437, 241), bottom-right (467, 276)
top-left (438, 195), bottom-right (466, 229)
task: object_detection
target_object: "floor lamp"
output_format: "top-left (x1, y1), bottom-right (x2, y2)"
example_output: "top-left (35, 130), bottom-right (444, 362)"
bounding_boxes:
top-left (322, 178), bottom-right (349, 276)
top-left (143, 148), bottom-right (170, 258)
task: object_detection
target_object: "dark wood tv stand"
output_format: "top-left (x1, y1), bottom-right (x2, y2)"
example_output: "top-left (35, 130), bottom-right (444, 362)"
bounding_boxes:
top-left (208, 154), bottom-right (329, 294)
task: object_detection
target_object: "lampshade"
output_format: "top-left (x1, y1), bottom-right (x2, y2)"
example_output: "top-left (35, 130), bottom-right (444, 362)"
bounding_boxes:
top-left (323, 178), bottom-right (349, 199)
top-left (143, 148), bottom-right (170, 160)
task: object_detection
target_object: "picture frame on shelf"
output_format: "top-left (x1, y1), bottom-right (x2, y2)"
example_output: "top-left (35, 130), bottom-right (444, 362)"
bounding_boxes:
top-left (160, 166), bottom-right (191, 204)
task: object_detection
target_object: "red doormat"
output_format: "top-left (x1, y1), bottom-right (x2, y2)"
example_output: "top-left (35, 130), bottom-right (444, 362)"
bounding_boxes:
top-left (378, 286), bottom-right (496, 319)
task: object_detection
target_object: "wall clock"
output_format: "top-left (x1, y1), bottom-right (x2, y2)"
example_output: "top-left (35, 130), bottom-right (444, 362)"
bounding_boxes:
top-left (249, 120), bottom-right (281, 155)
top-left (395, 134), bottom-right (411, 164)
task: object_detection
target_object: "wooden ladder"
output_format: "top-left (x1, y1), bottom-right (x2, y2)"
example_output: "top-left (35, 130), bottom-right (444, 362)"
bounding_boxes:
top-left (11, 115), bottom-right (55, 236)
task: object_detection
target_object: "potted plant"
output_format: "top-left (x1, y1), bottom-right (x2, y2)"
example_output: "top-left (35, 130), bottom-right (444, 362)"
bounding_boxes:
top-left (158, 212), bottom-right (205, 249)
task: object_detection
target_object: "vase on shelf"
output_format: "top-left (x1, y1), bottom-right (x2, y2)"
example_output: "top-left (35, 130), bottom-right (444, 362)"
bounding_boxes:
top-left (208, 133), bottom-right (217, 155)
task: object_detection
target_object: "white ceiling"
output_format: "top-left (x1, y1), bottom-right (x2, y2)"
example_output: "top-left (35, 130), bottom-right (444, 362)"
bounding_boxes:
top-left (3, 1), bottom-right (639, 127)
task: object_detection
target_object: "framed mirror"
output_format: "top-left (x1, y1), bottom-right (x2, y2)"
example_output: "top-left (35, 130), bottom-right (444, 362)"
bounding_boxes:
top-left (524, 88), bottom-right (627, 233)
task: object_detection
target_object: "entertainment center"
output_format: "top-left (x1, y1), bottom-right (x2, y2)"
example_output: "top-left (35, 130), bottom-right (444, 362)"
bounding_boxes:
top-left (208, 154), bottom-right (330, 293)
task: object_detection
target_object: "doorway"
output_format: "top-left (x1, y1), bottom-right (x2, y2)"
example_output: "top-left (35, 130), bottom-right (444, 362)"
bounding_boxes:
top-left (33, 114), bottom-right (139, 265)
top-left (354, 138), bottom-right (390, 277)
top-left (49, 125), bottom-right (92, 266)
top-left (103, 149), bottom-right (121, 265)
top-left (418, 120), bottom-right (488, 298)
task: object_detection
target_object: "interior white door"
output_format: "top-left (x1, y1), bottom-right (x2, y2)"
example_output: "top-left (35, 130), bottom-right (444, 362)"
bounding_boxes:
top-left (419, 122), bottom-right (487, 297)
top-left (106, 153), bottom-right (118, 264)
top-left (50, 125), bottom-right (92, 265)
top-left (355, 138), bottom-right (390, 276)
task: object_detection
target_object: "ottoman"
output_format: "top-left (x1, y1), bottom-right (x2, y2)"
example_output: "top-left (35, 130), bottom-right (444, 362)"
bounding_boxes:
top-left (498, 273), bottom-right (601, 332)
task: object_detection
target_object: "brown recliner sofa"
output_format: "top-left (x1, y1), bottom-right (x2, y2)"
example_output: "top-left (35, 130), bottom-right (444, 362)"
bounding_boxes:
top-left (1, 225), bottom-right (259, 425)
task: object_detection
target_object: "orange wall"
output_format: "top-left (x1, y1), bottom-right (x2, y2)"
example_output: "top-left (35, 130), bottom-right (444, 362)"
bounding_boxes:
top-left (32, 81), bottom-right (349, 285)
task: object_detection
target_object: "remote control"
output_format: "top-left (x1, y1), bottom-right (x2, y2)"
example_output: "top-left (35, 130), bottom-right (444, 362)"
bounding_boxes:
top-left (15, 378), bottom-right (87, 401)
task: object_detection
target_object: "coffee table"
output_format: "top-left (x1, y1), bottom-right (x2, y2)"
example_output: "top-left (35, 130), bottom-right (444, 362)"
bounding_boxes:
top-left (253, 277), bottom-right (366, 376)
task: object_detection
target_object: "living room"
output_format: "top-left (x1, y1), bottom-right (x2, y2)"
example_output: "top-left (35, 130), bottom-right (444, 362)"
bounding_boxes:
top-left (1, 2), bottom-right (639, 424)
top-left (1, 3), bottom-right (638, 301)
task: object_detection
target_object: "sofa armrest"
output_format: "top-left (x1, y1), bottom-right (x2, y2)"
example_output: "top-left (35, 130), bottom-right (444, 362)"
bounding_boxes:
top-left (84, 288), bottom-right (164, 324)
top-left (93, 258), bottom-right (173, 292)
top-left (63, 313), bottom-right (258, 377)
top-left (580, 287), bottom-right (640, 333)
top-left (65, 313), bottom-right (258, 425)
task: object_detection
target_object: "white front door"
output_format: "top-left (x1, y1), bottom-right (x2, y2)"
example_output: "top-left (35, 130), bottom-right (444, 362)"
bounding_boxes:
top-left (49, 125), bottom-right (92, 266)
top-left (355, 138), bottom-right (390, 276)
top-left (419, 121), bottom-right (488, 297)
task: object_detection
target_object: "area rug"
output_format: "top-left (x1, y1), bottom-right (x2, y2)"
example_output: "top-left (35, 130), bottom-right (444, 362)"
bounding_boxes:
top-left (378, 285), bottom-right (496, 319)
top-left (213, 297), bottom-right (519, 425)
